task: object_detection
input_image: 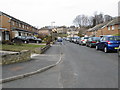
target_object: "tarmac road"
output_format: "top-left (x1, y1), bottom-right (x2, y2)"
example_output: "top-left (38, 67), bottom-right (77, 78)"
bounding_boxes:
top-left (2, 41), bottom-right (118, 88)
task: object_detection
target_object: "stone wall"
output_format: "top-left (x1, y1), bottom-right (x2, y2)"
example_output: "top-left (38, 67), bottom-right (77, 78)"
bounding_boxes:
top-left (1, 50), bottom-right (31, 65)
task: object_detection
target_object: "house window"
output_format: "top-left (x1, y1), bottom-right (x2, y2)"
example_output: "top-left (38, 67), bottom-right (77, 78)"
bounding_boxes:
top-left (12, 21), bottom-right (15, 25)
top-left (27, 26), bottom-right (29, 29)
top-left (108, 26), bottom-right (110, 30)
top-left (17, 22), bottom-right (19, 26)
top-left (5, 31), bottom-right (10, 40)
top-left (22, 25), bottom-right (24, 28)
top-left (0, 31), bottom-right (2, 41)
top-left (112, 26), bottom-right (115, 30)
top-left (118, 25), bottom-right (120, 29)
top-left (19, 23), bottom-right (22, 27)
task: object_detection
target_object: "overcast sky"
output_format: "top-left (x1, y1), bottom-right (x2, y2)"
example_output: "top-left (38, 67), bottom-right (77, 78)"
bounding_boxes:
top-left (0, 0), bottom-right (120, 28)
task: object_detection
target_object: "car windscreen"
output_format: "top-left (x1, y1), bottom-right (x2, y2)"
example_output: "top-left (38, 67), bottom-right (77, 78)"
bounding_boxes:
top-left (73, 37), bottom-right (80, 39)
top-left (108, 36), bottom-right (120, 41)
top-left (93, 37), bottom-right (100, 40)
top-left (17, 36), bottom-right (26, 39)
top-left (84, 37), bottom-right (89, 39)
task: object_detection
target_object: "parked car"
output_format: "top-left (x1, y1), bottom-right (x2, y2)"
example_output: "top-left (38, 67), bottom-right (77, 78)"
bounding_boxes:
top-left (66, 37), bottom-right (71, 41)
top-left (12, 36), bottom-right (29, 44)
top-left (86, 37), bottom-right (100, 48)
top-left (118, 45), bottom-right (120, 57)
top-left (26, 36), bottom-right (42, 43)
top-left (71, 37), bottom-right (80, 43)
top-left (76, 37), bottom-right (81, 44)
top-left (57, 38), bottom-right (63, 42)
top-left (79, 37), bottom-right (89, 45)
top-left (96, 36), bottom-right (120, 53)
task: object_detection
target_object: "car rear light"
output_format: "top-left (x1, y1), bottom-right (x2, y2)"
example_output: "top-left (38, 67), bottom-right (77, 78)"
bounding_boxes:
top-left (107, 41), bottom-right (111, 44)
top-left (91, 41), bottom-right (96, 43)
top-left (82, 40), bottom-right (84, 41)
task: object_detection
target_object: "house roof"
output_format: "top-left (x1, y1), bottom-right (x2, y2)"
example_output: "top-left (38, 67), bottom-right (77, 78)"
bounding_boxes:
top-left (87, 22), bottom-right (107, 32)
top-left (105, 17), bottom-right (120, 26)
top-left (87, 17), bottom-right (120, 32)
top-left (0, 11), bottom-right (38, 29)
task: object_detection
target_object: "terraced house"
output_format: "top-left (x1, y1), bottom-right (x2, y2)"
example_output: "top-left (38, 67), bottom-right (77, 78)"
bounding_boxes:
top-left (86, 17), bottom-right (120, 37)
top-left (0, 11), bottom-right (39, 41)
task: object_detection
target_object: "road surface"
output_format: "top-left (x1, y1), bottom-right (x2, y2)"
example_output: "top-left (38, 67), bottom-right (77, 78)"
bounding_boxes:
top-left (2, 41), bottom-right (118, 88)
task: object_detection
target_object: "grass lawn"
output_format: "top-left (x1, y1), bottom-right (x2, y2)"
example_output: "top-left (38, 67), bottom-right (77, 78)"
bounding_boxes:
top-left (1, 44), bottom-right (46, 52)
top-left (58, 34), bottom-right (68, 37)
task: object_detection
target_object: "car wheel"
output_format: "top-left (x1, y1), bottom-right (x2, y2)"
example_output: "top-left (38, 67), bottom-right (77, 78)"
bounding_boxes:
top-left (24, 41), bottom-right (27, 44)
top-left (104, 47), bottom-right (108, 53)
top-left (89, 44), bottom-right (92, 48)
top-left (36, 41), bottom-right (39, 44)
top-left (96, 45), bottom-right (99, 50)
top-left (12, 40), bottom-right (15, 43)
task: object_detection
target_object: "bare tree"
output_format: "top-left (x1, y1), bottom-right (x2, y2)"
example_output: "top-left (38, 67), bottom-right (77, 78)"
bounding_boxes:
top-left (73, 12), bottom-right (113, 28)
top-left (73, 15), bottom-right (82, 27)
top-left (104, 15), bottom-right (113, 22)
top-left (73, 15), bottom-right (91, 27)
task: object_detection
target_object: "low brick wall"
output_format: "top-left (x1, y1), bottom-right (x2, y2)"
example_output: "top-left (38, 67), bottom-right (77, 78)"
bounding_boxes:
top-left (41, 44), bottom-right (51, 53)
top-left (1, 50), bottom-right (31, 65)
top-left (33, 44), bottom-right (51, 54)
top-left (1, 45), bottom-right (51, 65)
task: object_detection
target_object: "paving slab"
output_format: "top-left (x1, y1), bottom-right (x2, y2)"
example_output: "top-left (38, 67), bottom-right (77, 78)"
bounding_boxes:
top-left (2, 54), bottom-right (60, 79)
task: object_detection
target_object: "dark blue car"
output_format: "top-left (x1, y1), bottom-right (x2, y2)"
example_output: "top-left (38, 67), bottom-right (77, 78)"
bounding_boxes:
top-left (96, 36), bottom-right (120, 53)
top-left (57, 39), bottom-right (63, 42)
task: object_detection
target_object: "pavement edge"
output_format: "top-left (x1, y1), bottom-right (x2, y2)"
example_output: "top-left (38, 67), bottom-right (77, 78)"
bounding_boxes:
top-left (0, 53), bottom-right (62, 84)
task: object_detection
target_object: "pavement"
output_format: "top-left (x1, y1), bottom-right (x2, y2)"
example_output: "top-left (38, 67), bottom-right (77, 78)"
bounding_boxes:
top-left (1, 43), bottom-right (62, 83)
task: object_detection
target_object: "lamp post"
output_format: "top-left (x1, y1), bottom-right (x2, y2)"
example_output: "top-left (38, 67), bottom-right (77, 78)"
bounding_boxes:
top-left (51, 21), bottom-right (55, 41)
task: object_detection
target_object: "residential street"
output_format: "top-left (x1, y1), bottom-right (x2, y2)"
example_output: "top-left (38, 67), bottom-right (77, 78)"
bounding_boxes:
top-left (2, 41), bottom-right (118, 88)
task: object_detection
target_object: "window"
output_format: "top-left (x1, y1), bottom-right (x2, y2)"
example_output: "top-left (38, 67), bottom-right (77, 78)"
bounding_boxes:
top-left (5, 31), bottom-right (10, 40)
top-left (12, 21), bottom-right (15, 25)
top-left (22, 25), bottom-right (24, 28)
top-left (118, 25), bottom-right (120, 29)
top-left (27, 26), bottom-right (29, 29)
top-left (112, 26), bottom-right (115, 30)
top-left (108, 26), bottom-right (110, 30)
top-left (17, 22), bottom-right (19, 26)
top-left (19, 23), bottom-right (22, 27)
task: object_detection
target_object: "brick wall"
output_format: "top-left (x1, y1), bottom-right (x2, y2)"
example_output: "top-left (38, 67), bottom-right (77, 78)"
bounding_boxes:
top-left (102, 25), bottom-right (119, 35)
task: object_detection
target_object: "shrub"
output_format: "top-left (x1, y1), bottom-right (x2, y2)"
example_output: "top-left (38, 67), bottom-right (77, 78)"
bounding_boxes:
top-left (2, 40), bottom-right (14, 45)
top-left (113, 34), bottom-right (120, 36)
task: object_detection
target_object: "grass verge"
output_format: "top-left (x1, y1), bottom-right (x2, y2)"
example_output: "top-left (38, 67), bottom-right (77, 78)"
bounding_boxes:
top-left (1, 44), bottom-right (46, 52)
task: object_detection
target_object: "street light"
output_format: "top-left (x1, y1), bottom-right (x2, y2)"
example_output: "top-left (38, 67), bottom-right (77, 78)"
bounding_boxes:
top-left (51, 21), bottom-right (55, 41)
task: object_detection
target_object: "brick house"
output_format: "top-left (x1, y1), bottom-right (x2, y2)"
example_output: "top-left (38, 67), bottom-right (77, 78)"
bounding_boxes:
top-left (56, 26), bottom-right (67, 34)
top-left (86, 17), bottom-right (120, 37)
top-left (38, 28), bottom-right (52, 36)
top-left (97, 17), bottom-right (120, 37)
top-left (67, 27), bottom-right (79, 37)
top-left (0, 11), bottom-right (39, 41)
top-left (86, 23), bottom-right (107, 37)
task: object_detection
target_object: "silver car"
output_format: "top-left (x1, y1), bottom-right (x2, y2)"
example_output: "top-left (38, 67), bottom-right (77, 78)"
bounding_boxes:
top-left (79, 37), bottom-right (89, 45)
